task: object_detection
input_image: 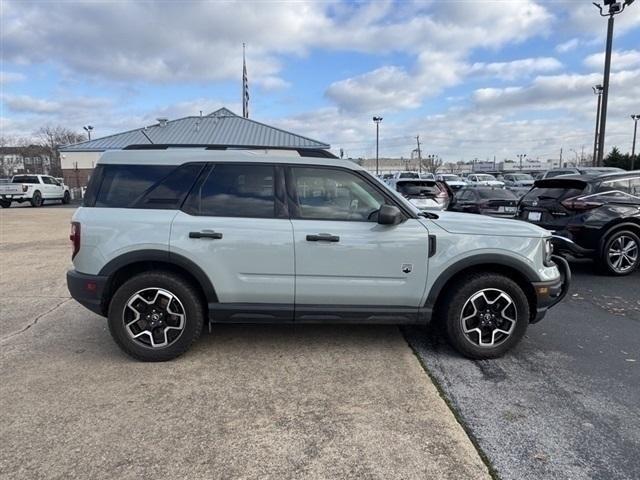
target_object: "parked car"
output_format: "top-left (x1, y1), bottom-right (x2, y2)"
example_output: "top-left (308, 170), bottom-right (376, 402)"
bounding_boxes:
top-left (388, 178), bottom-right (451, 211)
top-left (540, 167), bottom-right (624, 180)
top-left (436, 174), bottom-right (467, 190)
top-left (449, 187), bottom-right (518, 218)
top-left (0, 174), bottom-right (70, 208)
top-left (466, 173), bottom-right (505, 188)
top-left (392, 171), bottom-right (420, 180)
top-left (517, 171), bottom-right (640, 275)
top-left (419, 173), bottom-right (436, 180)
top-left (503, 173), bottom-right (535, 188)
top-left (67, 148), bottom-right (569, 361)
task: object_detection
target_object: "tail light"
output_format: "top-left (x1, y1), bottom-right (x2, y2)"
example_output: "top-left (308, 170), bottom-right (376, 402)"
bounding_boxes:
top-left (22, 185), bottom-right (28, 192)
top-left (70, 222), bottom-right (81, 259)
top-left (561, 196), bottom-right (603, 211)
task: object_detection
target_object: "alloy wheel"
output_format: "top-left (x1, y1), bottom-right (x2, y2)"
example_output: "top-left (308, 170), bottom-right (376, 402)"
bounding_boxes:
top-left (123, 288), bottom-right (186, 348)
top-left (607, 235), bottom-right (639, 274)
top-left (460, 288), bottom-right (517, 347)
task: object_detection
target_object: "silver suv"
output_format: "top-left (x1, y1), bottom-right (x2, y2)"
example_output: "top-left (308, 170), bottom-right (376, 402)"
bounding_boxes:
top-left (67, 149), bottom-right (570, 361)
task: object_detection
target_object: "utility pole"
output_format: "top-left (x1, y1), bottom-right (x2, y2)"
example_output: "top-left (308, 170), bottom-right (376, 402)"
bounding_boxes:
top-left (416, 135), bottom-right (422, 174)
top-left (559, 148), bottom-right (563, 168)
top-left (373, 116), bottom-right (383, 176)
top-left (632, 114), bottom-right (639, 170)
top-left (592, 85), bottom-right (603, 165)
top-left (517, 154), bottom-right (527, 171)
top-left (593, 0), bottom-right (636, 166)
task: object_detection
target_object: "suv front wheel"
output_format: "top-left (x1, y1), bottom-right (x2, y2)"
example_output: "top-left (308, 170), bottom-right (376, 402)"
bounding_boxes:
top-left (108, 271), bottom-right (204, 361)
top-left (441, 273), bottom-right (530, 359)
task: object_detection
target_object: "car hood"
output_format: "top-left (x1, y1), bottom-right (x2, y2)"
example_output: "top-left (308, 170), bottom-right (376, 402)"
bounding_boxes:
top-left (428, 211), bottom-right (550, 238)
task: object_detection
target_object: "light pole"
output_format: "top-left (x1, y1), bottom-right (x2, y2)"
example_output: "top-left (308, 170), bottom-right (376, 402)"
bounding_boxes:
top-left (373, 116), bottom-right (383, 175)
top-left (83, 125), bottom-right (94, 141)
top-left (592, 85), bottom-right (603, 166)
top-left (593, 0), bottom-right (636, 166)
top-left (517, 154), bottom-right (526, 170)
top-left (632, 114), bottom-right (639, 170)
top-left (570, 148), bottom-right (579, 166)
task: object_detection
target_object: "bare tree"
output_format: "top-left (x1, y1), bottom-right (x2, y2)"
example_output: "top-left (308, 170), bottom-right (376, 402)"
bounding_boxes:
top-left (421, 155), bottom-right (444, 174)
top-left (36, 126), bottom-right (86, 176)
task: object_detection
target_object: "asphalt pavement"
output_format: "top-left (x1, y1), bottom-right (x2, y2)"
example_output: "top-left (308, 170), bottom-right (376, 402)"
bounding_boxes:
top-left (405, 261), bottom-right (640, 480)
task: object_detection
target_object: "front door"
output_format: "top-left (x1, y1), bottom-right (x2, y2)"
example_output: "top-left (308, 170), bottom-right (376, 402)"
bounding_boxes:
top-left (287, 166), bottom-right (430, 312)
top-left (170, 163), bottom-right (295, 318)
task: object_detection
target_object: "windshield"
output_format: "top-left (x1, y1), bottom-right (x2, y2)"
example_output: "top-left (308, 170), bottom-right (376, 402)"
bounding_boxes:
top-left (476, 174), bottom-right (497, 181)
top-left (477, 189), bottom-right (517, 200)
top-left (442, 175), bottom-right (461, 181)
top-left (512, 174), bottom-right (533, 180)
top-left (396, 181), bottom-right (440, 197)
top-left (398, 172), bottom-right (420, 179)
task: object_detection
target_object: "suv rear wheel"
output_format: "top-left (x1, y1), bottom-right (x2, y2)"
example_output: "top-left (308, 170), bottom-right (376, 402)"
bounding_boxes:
top-left (441, 273), bottom-right (530, 359)
top-left (108, 271), bottom-right (204, 361)
top-left (599, 229), bottom-right (640, 276)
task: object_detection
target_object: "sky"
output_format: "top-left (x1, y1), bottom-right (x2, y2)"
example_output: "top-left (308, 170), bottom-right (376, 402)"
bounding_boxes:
top-left (1, 0), bottom-right (639, 163)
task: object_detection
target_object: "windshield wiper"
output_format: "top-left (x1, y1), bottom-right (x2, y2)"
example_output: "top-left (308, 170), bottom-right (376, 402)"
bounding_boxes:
top-left (418, 211), bottom-right (439, 219)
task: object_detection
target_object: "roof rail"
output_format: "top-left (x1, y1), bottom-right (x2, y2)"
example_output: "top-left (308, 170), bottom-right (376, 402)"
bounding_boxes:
top-left (121, 144), bottom-right (338, 158)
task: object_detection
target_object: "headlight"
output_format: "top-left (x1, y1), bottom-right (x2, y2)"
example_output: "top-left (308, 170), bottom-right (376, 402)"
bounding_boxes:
top-left (543, 238), bottom-right (554, 267)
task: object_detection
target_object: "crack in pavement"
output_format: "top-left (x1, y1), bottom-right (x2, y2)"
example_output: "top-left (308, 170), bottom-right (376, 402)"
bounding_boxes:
top-left (1, 298), bottom-right (72, 342)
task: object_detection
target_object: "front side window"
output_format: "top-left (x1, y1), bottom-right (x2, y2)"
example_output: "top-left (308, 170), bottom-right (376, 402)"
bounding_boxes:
top-left (42, 176), bottom-right (55, 185)
top-left (291, 167), bottom-right (385, 221)
top-left (184, 164), bottom-right (275, 218)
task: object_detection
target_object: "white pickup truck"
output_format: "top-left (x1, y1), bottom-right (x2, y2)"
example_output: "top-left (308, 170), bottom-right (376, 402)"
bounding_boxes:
top-left (0, 174), bottom-right (71, 208)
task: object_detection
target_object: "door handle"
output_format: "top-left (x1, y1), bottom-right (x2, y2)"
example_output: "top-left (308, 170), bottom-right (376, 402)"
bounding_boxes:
top-left (189, 231), bottom-right (223, 240)
top-left (306, 233), bottom-right (340, 242)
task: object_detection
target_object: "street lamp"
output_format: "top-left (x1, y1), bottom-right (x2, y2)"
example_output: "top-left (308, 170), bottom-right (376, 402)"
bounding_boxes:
top-left (373, 116), bottom-right (383, 175)
top-left (517, 153), bottom-right (527, 170)
top-left (631, 114), bottom-right (639, 170)
top-left (592, 0), bottom-right (636, 166)
top-left (592, 85), bottom-right (603, 166)
top-left (83, 125), bottom-right (94, 141)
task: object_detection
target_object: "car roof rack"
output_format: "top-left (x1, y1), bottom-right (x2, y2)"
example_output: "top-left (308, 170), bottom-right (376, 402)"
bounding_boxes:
top-left (121, 144), bottom-right (338, 158)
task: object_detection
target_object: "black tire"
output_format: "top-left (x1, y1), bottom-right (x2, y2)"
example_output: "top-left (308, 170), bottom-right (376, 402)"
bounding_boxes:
top-left (108, 271), bottom-right (204, 361)
top-left (30, 191), bottom-right (43, 207)
top-left (0, 200), bottom-right (10, 208)
top-left (440, 273), bottom-right (530, 359)
top-left (62, 191), bottom-right (71, 204)
top-left (597, 229), bottom-right (640, 276)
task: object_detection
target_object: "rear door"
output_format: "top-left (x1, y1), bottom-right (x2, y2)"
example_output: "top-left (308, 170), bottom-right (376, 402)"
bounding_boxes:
top-left (287, 165), bottom-right (430, 313)
top-left (170, 163), bottom-right (295, 313)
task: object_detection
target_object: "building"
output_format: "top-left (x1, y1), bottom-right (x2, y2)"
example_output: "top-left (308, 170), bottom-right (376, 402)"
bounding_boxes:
top-left (0, 146), bottom-right (52, 178)
top-left (59, 108), bottom-right (331, 187)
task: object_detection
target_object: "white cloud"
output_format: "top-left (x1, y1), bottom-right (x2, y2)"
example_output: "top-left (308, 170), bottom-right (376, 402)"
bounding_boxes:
top-left (584, 49), bottom-right (640, 71)
top-left (0, 71), bottom-right (26, 85)
top-left (556, 38), bottom-right (580, 53)
top-left (468, 57), bottom-right (563, 81)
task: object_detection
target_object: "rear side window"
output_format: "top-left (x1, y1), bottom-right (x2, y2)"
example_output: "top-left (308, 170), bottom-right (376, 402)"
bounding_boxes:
top-left (93, 164), bottom-right (201, 208)
top-left (12, 175), bottom-right (39, 184)
top-left (183, 164), bottom-right (275, 218)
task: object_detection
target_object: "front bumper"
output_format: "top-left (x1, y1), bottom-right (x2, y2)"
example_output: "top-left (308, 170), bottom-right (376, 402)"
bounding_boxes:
top-left (531, 255), bottom-right (571, 323)
top-left (67, 270), bottom-right (108, 316)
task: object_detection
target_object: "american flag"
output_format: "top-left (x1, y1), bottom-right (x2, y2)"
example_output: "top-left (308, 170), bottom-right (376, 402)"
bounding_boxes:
top-left (242, 43), bottom-right (249, 118)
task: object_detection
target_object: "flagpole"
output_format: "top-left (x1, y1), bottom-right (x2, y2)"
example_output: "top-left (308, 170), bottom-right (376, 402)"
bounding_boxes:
top-left (242, 43), bottom-right (249, 119)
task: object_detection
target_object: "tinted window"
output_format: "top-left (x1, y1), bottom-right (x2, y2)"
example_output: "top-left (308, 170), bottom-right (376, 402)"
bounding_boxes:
top-left (185, 164), bottom-right (275, 218)
top-left (396, 181), bottom-right (441, 197)
top-left (477, 189), bottom-right (517, 200)
top-left (95, 165), bottom-right (175, 208)
top-left (598, 177), bottom-right (640, 203)
top-left (42, 176), bottom-right (55, 185)
top-left (398, 172), bottom-right (419, 179)
top-left (12, 175), bottom-right (39, 184)
top-left (522, 187), bottom-right (584, 202)
top-left (134, 164), bottom-right (203, 209)
top-left (292, 167), bottom-right (385, 221)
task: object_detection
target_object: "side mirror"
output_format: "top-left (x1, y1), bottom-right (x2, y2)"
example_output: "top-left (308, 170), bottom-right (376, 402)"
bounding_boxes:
top-left (377, 204), bottom-right (403, 225)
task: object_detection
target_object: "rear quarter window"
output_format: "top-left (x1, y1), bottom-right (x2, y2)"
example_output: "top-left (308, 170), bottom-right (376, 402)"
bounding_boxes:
top-left (91, 164), bottom-right (201, 208)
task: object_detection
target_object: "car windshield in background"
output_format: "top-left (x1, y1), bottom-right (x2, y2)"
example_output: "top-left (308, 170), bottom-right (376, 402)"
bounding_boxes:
top-left (396, 181), bottom-right (440, 196)
top-left (512, 174), bottom-right (533, 180)
top-left (12, 175), bottom-right (39, 184)
top-left (477, 189), bottom-right (517, 199)
top-left (476, 175), bottom-right (497, 181)
top-left (398, 172), bottom-right (420, 179)
top-left (442, 175), bottom-right (462, 181)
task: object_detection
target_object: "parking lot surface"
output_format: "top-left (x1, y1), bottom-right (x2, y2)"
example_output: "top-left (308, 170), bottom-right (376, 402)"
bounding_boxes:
top-left (406, 263), bottom-right (640, 480)
top-left (0, 207), bottom-right (489, 480)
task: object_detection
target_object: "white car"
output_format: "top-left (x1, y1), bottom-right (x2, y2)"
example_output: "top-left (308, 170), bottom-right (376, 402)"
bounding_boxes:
top-left (466, 174), bottom-right (505, 188)
top-left (387, 178), bottom-right (450, 211)
top-left (67, 149), bottom-right (568, 361)
top-left (436, 174), bottom-right (467, 190)
top-left (0, 174), bottom-right (70, 208)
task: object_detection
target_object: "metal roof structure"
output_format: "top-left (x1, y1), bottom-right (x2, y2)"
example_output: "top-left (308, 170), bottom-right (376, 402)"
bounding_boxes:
top-left (60, 108), bottom-right (330, 152)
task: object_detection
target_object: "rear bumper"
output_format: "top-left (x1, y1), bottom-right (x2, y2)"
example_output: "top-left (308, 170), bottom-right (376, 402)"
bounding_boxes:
top-left (531, 255), bottom-right (571, 323)
top-left (67, 270), bottom-right (108, 316)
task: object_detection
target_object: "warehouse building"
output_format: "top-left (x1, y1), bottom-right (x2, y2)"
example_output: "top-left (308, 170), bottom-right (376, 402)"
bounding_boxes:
top-left (59, 108), bottom-right (331, 187)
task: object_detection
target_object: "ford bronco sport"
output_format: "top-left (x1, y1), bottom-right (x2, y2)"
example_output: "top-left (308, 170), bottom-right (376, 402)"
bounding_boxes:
top-left (67, 149), bottom-right (570, 361)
